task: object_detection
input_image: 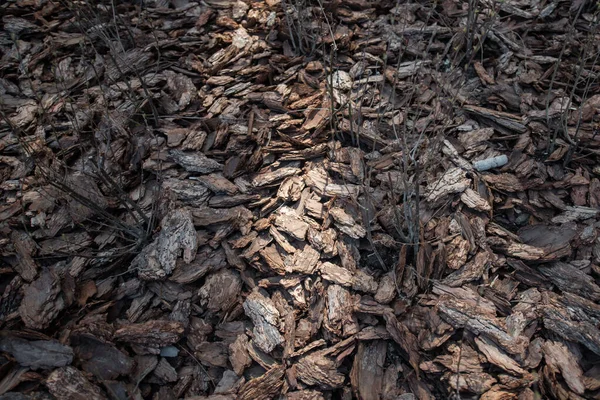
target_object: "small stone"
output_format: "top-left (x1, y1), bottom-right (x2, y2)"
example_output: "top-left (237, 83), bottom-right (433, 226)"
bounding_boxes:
top-left (160, 345), bottom-right (179, 358)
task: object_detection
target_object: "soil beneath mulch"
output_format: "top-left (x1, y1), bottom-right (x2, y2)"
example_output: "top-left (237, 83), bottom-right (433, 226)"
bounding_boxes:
top-left (2, 0), bottom-right (600, 399)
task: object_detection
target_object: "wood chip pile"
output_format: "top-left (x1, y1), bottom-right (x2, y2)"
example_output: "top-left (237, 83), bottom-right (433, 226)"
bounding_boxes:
top-left (1, 0), bottom-right (600, 399)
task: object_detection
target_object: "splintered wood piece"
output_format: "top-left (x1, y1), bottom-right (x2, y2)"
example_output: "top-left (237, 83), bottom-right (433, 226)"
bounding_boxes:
top-left (260, 245), bottom-right (287, 274)
top-left (324, 284), bottom-right (358, 337)
top-left (374, 273), bottom-right (396, 304)
top-left (194, 341), bottom-right (230, 368)
top-left (252, 167), bottom-right (301, 187)
top-left (432, 284), bottom-right (496, 317)
top-left (447, 372), bottom-right (497, 395)
top-left (518, 223), bottom-right (576, 261)
top-left (284, 244), bottom-right (320, 274)
top-left (463, 105), bottom-right (527, 133)
top-left (154, 357), bottom-right (178, 382)
top-left (284, 390), bottom-right (326, 400)
top-left (169, 149), bottom-right (223, 173)
top-left (383, 312), bottom-right (420, 373)
top-left (247, 340), bottom-right (279, 370)
top-left (46, 366), bottom-right (105, 400)
top-left (277, 176), bottom-right (305, 201)
top-left (482, 173), bottom-right (526, 192)
top-left (192, 206), bottom-right (253, 231)
top-left (242, 233), bottom-right (273, 258)
top-left (163, 178), bottom-right (211, 205)
top-left (38, 232), bottom-right (92, 256)
top-left (542, 339), bottom-right (585, 395)
top-left (460, 188), bottom-right (492, 211)
top-left (307, 227), bottom-right (337, 258)
top-left (551, 206), bottom-right (599, 224)
top-left (209, 193), bottom-right (261, 208)
top-left (230, 231), bottom-right (259, 249)
top-left (475, 336), bottom-right (528, 376)
top-left (350, 341), bottom-right (387, 400)
top-left (542, 305), bottom-right (600, 356)
top-left (295, 351), bottom-right (346, 389)
top-left (170, 247), bottom-right (227, 284)
top-left (305, 198), bottom-right (325, 219)
top-left (443, 251), bottom-right (490, 287)
top-left (274, 206), bottom-right (309, 241)
top-left (243, 289), bottom-right (284, 353)
top-left (538, 262), bottom-right (600, 302)
top-left (270, 226), bottom-right (297, 254)
top-left (319, 262), bottom-right (354, 287)
top-left (114, 320), bottom-right (185, 347)
top-left (329, 207), bottom-right (366, 239)
top-left (425, 168), bottom-right (470, 202)
top-left (352, 270), bottom-right (378, 294)
top-left (505, 243), bottom-right (545, 261)
top-left (238, 365), bottom-right (285, 400)
top-left (445, 236), bottom-right (470, 270)
top-left (438, 297), bottom-right (528, 355)
top-left (425, 343), bottom-right (483, 374)
top-left (305, 166), bottom-right (360, 198)
top-left (459, 128), bottom-right (495, 149)
top-left (192, 173), bottom-right (239, 195)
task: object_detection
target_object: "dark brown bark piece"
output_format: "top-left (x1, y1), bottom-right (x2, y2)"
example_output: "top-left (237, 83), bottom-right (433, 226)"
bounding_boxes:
top-left (38, 232), bottom-right (92, 256)
top-left (163, 178), bottom-right (211, 205)
top-left (538, 262), bottom-right (600, 301)
top-left (229, 334), bottom-right (252, 376)
top-left (350, 340), bottom-right (387, 400)
top-left (198, 269), bottom-right (242, 313)
top-left (18, 269), bottom-right (64, 330)
top-left (0, 337), bottom-right (73, 370)
top-left (9, 231), bottom-right (37, 282)
top-left (542, 339), bottom-right (585, 394)
top-left (45, 366), bottom-right (105, 400)
top-left (193, 173), bottom-right (239, 195)
top-left (192, 206), bottom-right (253, 232)
top-left (438, 297), bottom-right (528, 355)
top-left (169, 149), bottom-right (223, 173)
top-left (383, 312), bottom-right (421, 373)
top-left (114, 320), bottom-right (184, 347)
top-left (542, 304), bottom-right (600, 356)
top-left (153, 357), bottom-right (178, 383)
top-left (170, 247), bottom-right (227, 284)
top-left (72, 335), bottom-right (133, 380)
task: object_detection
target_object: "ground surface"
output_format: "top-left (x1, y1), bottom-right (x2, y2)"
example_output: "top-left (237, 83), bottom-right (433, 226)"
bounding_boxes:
top-left (1, 0), bottom-right (600, 399)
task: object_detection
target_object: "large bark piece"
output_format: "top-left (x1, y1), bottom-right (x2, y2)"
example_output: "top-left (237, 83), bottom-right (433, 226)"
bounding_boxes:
top-left (18, 269), bottom-right (64, 330)
top-left (243, 290), bottom-right (284, 353)
top-left (131, 208), bottom-right (198, 281)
